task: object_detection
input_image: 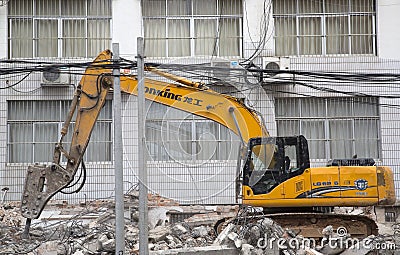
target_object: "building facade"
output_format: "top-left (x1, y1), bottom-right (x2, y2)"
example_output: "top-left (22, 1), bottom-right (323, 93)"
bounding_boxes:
top-left (0, 0), bottom-right (399, 204)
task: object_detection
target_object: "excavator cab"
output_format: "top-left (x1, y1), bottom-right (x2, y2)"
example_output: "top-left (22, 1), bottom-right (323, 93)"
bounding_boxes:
top-left (243, 135), bottom-right (310, 195)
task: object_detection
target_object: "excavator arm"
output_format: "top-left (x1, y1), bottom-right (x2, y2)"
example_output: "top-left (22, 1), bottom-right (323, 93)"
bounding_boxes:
top-left (20, 49), bottom-right (269, 221)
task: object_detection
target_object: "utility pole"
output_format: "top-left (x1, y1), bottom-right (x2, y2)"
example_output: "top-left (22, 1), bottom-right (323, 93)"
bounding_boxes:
top-left (137, 37), bottom-right (149, 255)
top-left (113, 43), bottom-right (125, 255)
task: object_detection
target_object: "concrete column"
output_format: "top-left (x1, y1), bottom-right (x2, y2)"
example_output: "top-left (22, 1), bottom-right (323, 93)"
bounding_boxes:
top-left (377, 0), bottom-right (400, 59)
top-left (242, 0), bottom-right (274, 59)
top-left (0, 4), bottom-right (8, 58)
top-left (112, 0), bottom-right (143, 57)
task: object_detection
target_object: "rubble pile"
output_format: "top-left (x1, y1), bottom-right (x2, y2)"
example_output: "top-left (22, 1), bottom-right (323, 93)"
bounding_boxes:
top-left (214, 217), bottom-right (400, 255)
top-left (214, 217), bottom-right (298, 255)
top-left (0, 200), bottom-right (220, 255)
top-left (148, 223), bottom-right (216, 251)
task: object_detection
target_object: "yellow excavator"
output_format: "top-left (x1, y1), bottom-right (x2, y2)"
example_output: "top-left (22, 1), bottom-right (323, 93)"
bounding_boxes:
top-left (20, 50), bottom-right (396, 238)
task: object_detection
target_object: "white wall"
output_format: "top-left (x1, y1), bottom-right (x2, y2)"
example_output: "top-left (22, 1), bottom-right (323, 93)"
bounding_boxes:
top-left (377, 0), bottom-right (400, 59)
top-left (242, 0), bottom-right (275, 61)
top-left (112, 0), bottom-right (142, 58)
top-left (0, 5), bottom-right (7, 58)
top-left (1, 0), bottom-right (400, 203)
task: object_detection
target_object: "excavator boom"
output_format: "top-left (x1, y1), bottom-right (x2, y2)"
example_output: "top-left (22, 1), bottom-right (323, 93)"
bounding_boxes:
top-left (20, 50), bottom-right (268, 220)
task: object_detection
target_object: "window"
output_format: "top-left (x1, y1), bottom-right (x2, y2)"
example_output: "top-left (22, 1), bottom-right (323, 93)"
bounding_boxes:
top-left (273, 0), bottom-right (376, 56)
top-left (145, 101), bottom-right (240, 161)
top-left (275, 97), bottom-right (380, 160)
top-left (385, 211), bottom-right (396, 222)
top-left (142, 0), bottom-right (243, 57)
top-left (8, 0), bottom-right (112, 58)
top-left (7, 100), bottom-right (112, 163)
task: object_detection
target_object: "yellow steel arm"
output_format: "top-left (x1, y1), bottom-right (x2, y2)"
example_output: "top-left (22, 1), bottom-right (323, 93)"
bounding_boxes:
top-left (21, 49), bottom-right (268, 220)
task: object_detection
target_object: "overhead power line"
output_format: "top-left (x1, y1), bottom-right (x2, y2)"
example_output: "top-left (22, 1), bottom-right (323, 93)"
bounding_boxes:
top-left (2, 59), bottom-right (400, 108)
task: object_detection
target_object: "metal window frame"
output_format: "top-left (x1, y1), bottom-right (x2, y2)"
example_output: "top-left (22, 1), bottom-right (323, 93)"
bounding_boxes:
top-left (146, 116), bottom-right (239, 162)
top-left (273, 0), bottom-right (376, 56)
top-left (8, 0), bottom-right (112, 58)
top-left (275, 97), bottom-right (380, 161)
top-left (7, 100), bottom-right (113, 164)
top-left (142, 0), bottom-right (243, 57)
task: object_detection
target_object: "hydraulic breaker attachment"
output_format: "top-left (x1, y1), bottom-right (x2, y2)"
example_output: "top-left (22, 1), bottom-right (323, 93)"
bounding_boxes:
top-left (20, 164), bottom-right (72, 219)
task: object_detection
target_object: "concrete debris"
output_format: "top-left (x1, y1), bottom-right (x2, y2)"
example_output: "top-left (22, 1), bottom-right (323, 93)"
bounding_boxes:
top-left (0, 204), bottom-right (23, 228)
top-left (171, 222), bottom-right (189, 236)
top-left (183, 211), bottom-right (237, 227)
top-left (303, 247), bottom-right (324, 255)
top-left (322, 225), bottom-right (334, 236)
top-left (149, 245), bottom-right (239, 255)
top-left (72, 250), bottom-right (84, 255)
top-left (228, 231), bottom-right (242, 248)
top-left (0, 199), bottom-right (225, 254)
top-left (149, 226), bottom-right (170, 242)
top-left (214, 223), bottom-right (236, 245)
top-left (213, 216), bottom-right (399, 255)
top-left (317, 225), bottom-right (347, 254)
top-left (148, 206), bottom-right (183, 229)
top-left (240, 243), bottom-right (254, 255)
top-left (191, 226), bottom-right (208, 238)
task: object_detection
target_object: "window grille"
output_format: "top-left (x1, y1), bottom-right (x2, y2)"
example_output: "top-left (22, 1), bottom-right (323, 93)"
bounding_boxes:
top-left (275, 97), bottom-right (380, 160)
top-left (145, 101), bottom-right (240, 161)
top-left (142, 0), bottom-right (243, 57)
top-left (7, 100), bottom-right (112, 163)
top-left (8, 0), bottom-right (112, 58)
top-left (385, 211), bottom-right (396, 222)
top-left (273, 0), bottom-right (376, 56)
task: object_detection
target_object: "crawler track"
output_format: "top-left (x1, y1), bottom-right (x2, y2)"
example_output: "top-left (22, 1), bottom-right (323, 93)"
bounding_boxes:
top-left (216, 212), bottom-right (378, 240)
top-left (267, 213), bottom-right (378, 239)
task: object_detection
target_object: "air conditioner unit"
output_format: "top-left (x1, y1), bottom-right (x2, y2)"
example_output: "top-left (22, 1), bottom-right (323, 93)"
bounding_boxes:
top-left (262, 57), bottom-right (291, 80)
top-left (41, 67), bottom-right (71, 87)
top-left (211, 59), bottom-right (239, 81)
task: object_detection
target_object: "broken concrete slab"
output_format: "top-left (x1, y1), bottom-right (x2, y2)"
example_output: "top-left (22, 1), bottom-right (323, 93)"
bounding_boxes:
top-left (240, 243), bottom-right (254, 255)
top-left (171, 223), bottom-right (189, 236)
top-left (148, 206), bottom-right (184, 229)
top-left (227, 231), bottom-right (242, 248)
top-left (184, 212), bottom-right (236, 227)
top-left (303, 247), bottom-right (324, 255)
top-left (214, 223), bottom-right (235, 246)
top-left (149, 245), bottom-right (239, 255)
top-left (149, 226), bottom-right (170, 242)
top-left (192, 226), bottom-right (209, 238)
